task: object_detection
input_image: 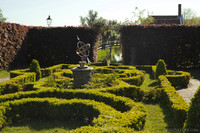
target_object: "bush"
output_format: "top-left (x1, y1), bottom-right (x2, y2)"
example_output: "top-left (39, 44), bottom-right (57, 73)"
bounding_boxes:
top-left (165, 71), bottom-right (191, 88)
top-left (156, 59), bottom-right (167, 78)
top-left (184, 86), bottom-right (200, 132)
top-left (158, 75), bottom-right (189, 125)
top-left (29, 59), bottom-right (41, 80)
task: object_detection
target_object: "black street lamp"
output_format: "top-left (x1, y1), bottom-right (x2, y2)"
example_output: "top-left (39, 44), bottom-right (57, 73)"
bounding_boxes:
top-left (46, 15), bottom-right (52, 27)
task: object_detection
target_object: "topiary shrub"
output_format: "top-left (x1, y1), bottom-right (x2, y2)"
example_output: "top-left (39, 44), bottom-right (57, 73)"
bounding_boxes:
top-left (184, 86), bottom-right (200, 132)
top-left (156, 59), bottom-right (167, 78)
top-left (29, 59), bottom-right (41, 80)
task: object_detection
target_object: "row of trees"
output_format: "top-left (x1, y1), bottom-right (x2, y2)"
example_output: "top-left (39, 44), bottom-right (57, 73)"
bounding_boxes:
top-left (79, 7), bottom-right (200, 49)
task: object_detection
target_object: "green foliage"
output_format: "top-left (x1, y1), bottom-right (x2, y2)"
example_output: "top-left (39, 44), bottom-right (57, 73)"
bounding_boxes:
top-left (0, 70), bottom-right (9, 78)
top-left (0, 9), bottom-right (6, 22)
top-left (85, 73), bottom-right (119, 89)
top-left (156, 59), bottom-right (167, 78)
top-left (0, 72), bottom-right (35, 95)
top-left (132, 7), bottom-right (154, 24)
top-left (158, 75), bottom-right (189, 125)
top-left (165, 71), bottom-right (191, 88)
top-left (184, 86), bottom-right (200, 131)
top-left (44, 76), bottom-right (71, 89)
top-left (0, 94), bottom-right (146, 131)
top-left (183, 8), bottom-right (200, 24)
top-left (0, 63), bottom-right (192, 132)
top-left (29, 59), bottom-right (41, 81)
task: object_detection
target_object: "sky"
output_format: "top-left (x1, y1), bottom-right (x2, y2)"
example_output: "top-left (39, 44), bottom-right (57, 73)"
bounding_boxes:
top-left (0, 0), bottom-right (200, 27)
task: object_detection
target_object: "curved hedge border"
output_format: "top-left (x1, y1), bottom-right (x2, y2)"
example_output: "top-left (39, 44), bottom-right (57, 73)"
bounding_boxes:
top-left (0, 64), bottom-right (150, 132)
top-left (0, 98), bottom-right (145, 132)
top-left (158, 75), bottom-right (189, 125)
top-left (0, 72), bottom-right (35, 95)
top-left (152, 65), bottom-right (191, 88)
top-left (165, 70), bottom-right (191, 88)
top-left (0, 90), bottom-right (146, 131)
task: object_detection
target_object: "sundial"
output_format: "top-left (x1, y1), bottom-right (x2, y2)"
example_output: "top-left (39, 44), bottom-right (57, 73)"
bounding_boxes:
top-left (76, 35), bottom-right (90, 68)
top-left (71, 35), bottom-right (94, 88)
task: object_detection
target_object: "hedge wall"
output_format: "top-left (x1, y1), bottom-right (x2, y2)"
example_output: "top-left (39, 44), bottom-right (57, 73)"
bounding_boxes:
top-left (120, 25), bottom-right (200, 68)
top-left (158, 75), bottom-right (189, 125)
top-left (0, 22), bottom-right (29, 69)
top-left (12, 26), bottom-right (99, 68)
top-left (0, 22), bottom-right (99, 69)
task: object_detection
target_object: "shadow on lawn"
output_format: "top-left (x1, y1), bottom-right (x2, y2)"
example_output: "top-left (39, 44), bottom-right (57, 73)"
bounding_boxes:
top-left (5, 119), bottom-right (88, 132)
top-left (159, 103), bottom-right (184, 133)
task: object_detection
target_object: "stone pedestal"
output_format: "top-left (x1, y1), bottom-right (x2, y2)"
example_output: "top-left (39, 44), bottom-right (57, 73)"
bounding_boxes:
top-left (71, 66), bottom-right (93, 88)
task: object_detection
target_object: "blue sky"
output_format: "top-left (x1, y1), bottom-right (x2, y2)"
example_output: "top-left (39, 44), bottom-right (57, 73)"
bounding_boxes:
top-left (0, 0), bottom-right (200, 27)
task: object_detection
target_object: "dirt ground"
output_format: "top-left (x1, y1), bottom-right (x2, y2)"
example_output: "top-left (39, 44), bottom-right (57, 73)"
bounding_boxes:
top-left (0, 77), bottom-right (10, 83)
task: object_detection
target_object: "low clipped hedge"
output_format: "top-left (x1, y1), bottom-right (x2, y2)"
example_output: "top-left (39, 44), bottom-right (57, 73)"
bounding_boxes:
top-left (0, 72), bottom-right (36, 95)
top-left (158, 75), bottom-right (189, 125)
top-left (41, 64), bottom-right (69, 77)
top-left (0, 89), bottom-right (147, 131)
top-left (184, 86), bottom-right (200, 132)
top-left (93, 65), bottom-right (144, 86)
top-left (152, 65), bottom-right (191, 88)
top-left (165, 71), bottom-right (191, 88)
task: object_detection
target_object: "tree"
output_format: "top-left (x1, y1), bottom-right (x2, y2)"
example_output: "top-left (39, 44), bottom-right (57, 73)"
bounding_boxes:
top-left (183, 8), bottom-right (200, 24)
top-left (80, 10), bottom-right (107, 33)
top-left (132, 7), bottom-right (154, 24)
top-left (0, 9), bottom-right (6, 22)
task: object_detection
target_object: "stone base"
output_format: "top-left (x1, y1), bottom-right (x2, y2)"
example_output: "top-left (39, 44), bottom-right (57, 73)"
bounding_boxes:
top-left (71, 67), bottom-right (94, 88)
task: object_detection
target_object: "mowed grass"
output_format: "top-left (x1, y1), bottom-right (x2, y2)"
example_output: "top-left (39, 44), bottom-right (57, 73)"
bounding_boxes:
top-left (141, 73), bottom-right (183, 133)
top-left (0, 70), bottom-right (10, 78)
top-left (143, 103), bottom-right (183, 133)
top-left (2, 120), bottom-right (88, 133)
top-left (140, 73), bottom-right (159, 91)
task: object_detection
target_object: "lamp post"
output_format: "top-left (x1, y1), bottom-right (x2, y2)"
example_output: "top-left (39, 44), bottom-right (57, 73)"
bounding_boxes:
top-left (46, 15), bottom-right (52, 27)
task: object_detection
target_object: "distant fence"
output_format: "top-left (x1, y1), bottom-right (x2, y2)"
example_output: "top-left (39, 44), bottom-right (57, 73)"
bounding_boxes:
top-left (98, 40), bottom-right (120, 50)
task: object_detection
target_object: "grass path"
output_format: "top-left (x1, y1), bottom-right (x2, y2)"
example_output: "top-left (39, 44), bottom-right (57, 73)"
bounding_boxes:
top-left (141, 73), bottom-right (183, 133)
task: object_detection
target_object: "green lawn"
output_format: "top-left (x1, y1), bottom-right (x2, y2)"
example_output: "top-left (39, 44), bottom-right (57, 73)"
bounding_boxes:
top-left (0, 70), bottom-right (10, 78)
top-left (140, 73), bottom-right (159, 91)
top-left (141, 73), bottom-right (183, 133)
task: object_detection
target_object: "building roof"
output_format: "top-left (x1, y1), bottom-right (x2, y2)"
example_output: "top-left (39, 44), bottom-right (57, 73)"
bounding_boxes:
top-left (150, 4), bottom-right (184, 25)
top-left (151, 15), bottom-right (183, 24)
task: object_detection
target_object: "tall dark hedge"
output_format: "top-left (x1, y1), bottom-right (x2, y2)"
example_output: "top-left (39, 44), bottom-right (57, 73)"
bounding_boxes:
top-left (0, 22), bottom-right (29, 69)
top-left (120, 24), bottom-right (200, 68)
top-left (0, 22), bottom-right (99, 69)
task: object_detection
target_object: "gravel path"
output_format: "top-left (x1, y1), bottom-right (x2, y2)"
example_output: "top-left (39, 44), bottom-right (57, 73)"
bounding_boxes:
top-left (177, 79), bottom-right (200, 105)
top-left (0, 77), bottom-right (10, 83)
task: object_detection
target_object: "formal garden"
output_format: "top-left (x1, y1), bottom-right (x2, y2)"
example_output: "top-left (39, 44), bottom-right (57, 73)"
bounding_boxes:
top-left (0, 22), bottom-right (200, 132)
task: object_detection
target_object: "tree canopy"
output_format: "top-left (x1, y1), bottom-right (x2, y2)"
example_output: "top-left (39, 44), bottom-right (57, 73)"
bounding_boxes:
top-left (0, 9), bottom-right (6, 22)
top-left (183, 8), bottom-right (200, 24)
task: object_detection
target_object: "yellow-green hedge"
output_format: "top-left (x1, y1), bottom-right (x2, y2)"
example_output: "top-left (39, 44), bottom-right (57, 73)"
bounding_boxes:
top-left (0, 90), bottom-right (146, 131)
top-left (158, 75), bottom-right (189, 125)
top-left (0, 72), bottom-right (36, 95)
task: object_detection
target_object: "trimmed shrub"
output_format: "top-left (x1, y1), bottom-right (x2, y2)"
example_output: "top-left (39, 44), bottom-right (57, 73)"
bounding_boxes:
top-left (0, 93), bottom-right (146, 131)
top-left (165, 71), bottom-right (191, 88)
top-left (156, 59), bottom-right (167, 78)
top-left (184, 86), bottom-right (200, 132)
top-left (158, 75), bottom-right (189, 125)
top-left (29, 59), bottom-right (41, 80)
top-left (0, 72), bottom-right (36, 95)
